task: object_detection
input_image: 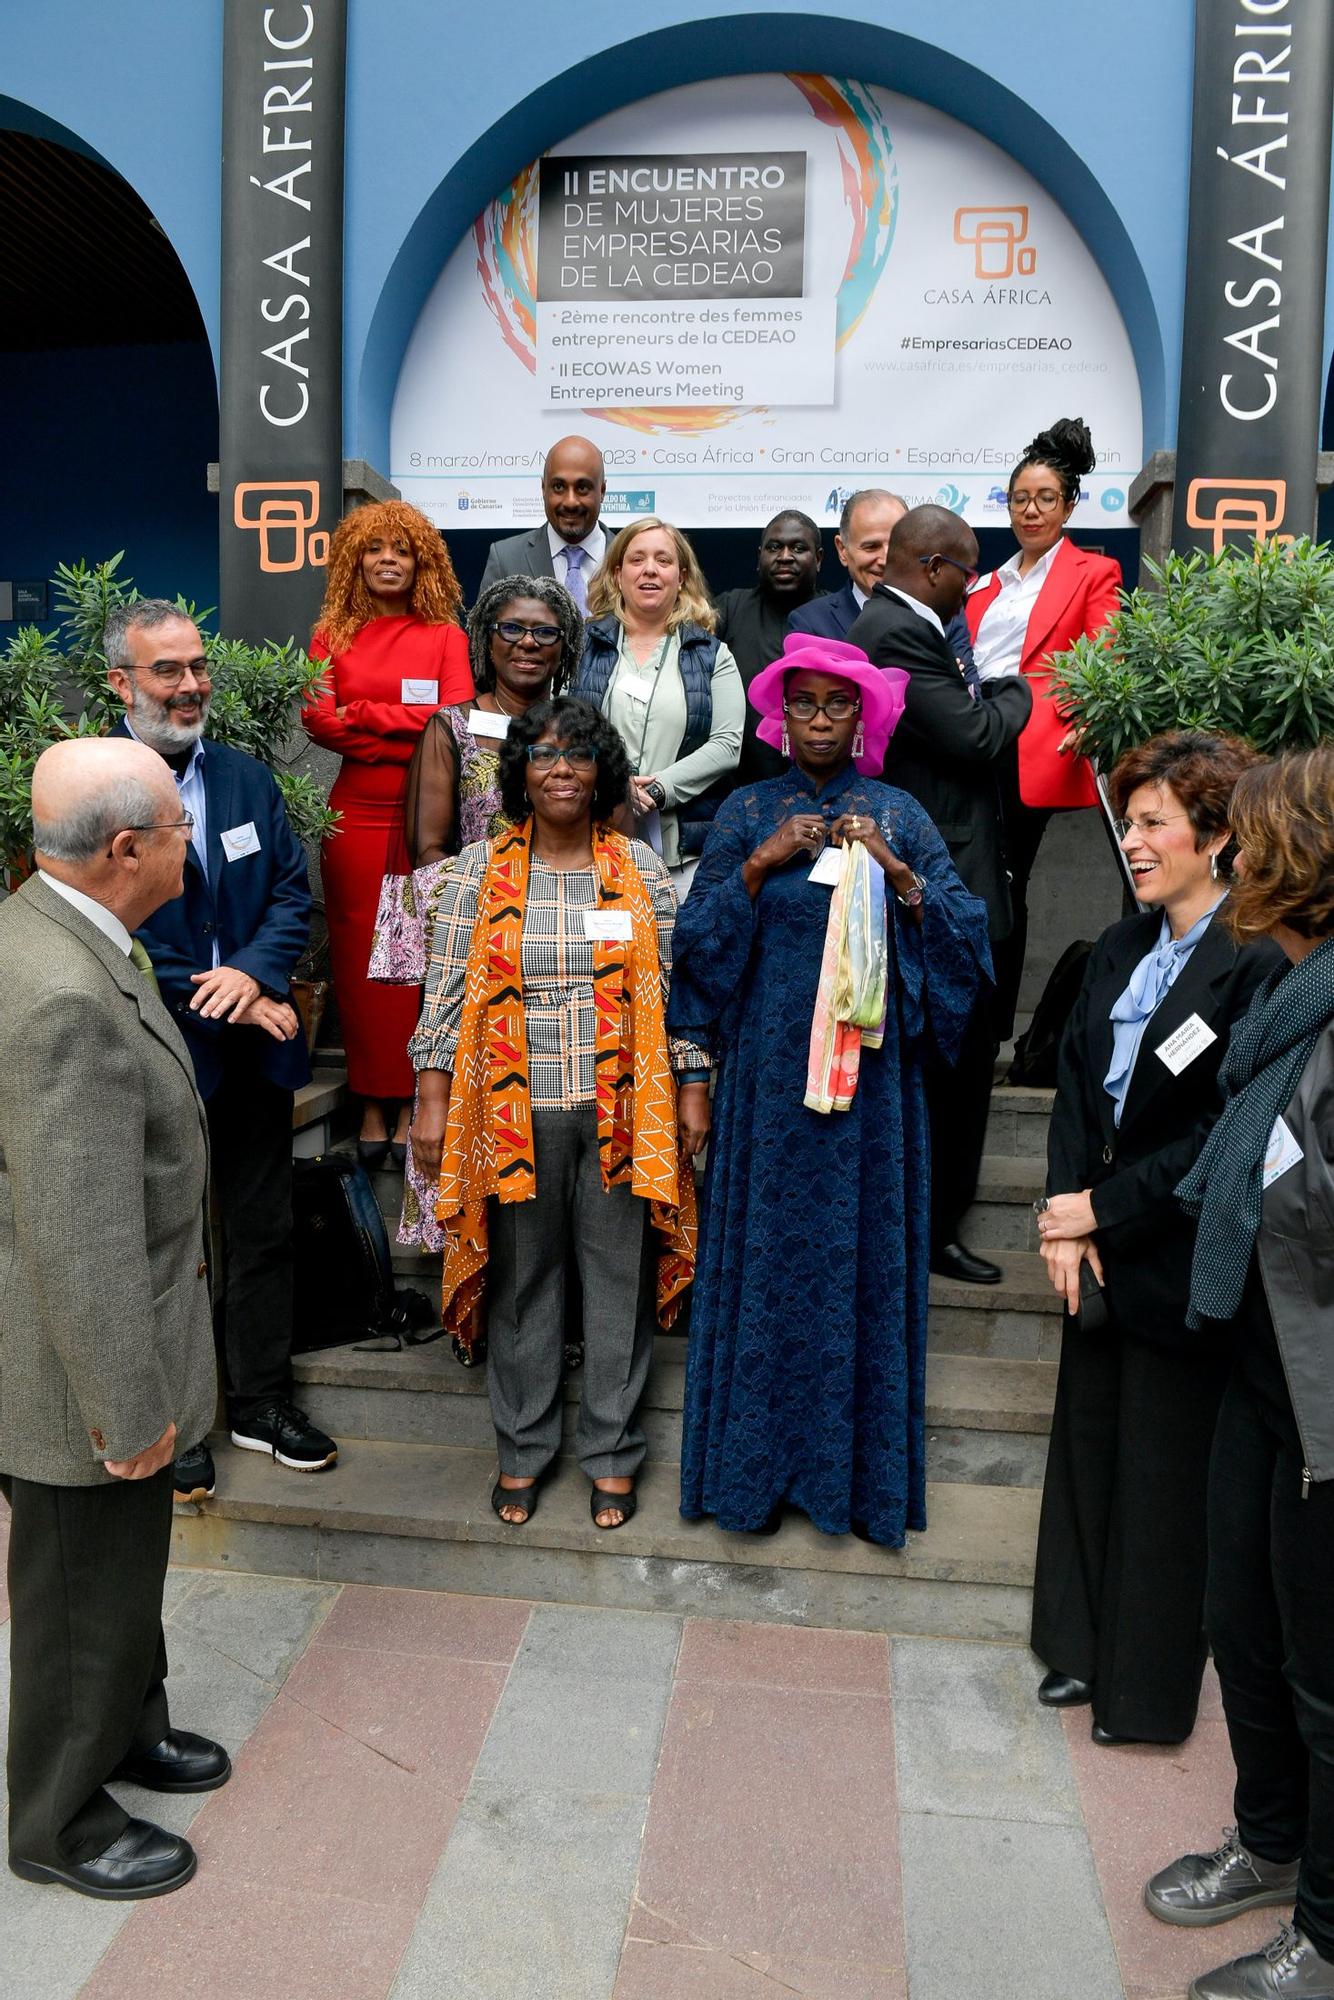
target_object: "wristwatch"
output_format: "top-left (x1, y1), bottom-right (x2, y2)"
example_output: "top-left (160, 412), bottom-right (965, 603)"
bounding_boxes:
top-left (896, 871), bottom-right (926, 908)
top-left (642, 779), bottom-right (667, 810)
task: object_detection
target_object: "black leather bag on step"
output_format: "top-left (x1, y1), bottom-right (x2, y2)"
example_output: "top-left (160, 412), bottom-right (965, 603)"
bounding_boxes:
top-left (1006, 940), bottom-right (1093, 1087)
top-left (291, 1155), bottom-right (439, 1354)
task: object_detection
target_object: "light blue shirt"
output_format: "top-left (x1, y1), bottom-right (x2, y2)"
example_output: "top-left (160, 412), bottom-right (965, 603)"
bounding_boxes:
top-left (1103, 900), bottom-right (1224, 1127)
top-left (125, 721), bottom-right (217, 966)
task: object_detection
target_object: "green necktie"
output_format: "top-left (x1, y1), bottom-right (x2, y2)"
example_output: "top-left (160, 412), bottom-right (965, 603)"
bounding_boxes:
top-left (128, 937), bottom-right (161, 998)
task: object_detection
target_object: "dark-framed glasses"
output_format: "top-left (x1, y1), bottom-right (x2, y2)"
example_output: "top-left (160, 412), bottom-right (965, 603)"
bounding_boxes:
top-left (494, 620), bottom-right (562, 646)
top-left (919, 553), bottom-right (979, 586)
top-left (1008, 489), bottom-right (1065, 515)
top-left (527, 743), bottom-right (597, 770)
top-left (122, 660), bottom-right (211, 689)
top-left (783, 694), bottom-right (863, 722)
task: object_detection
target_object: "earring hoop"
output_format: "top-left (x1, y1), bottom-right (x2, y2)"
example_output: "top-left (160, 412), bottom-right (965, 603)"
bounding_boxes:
top-left (1209, 851), bottom-right (1221, 883)
top-left (781, 723), bottom-right (790, 758)
top-left (852, 721), bottom-right (865, 758)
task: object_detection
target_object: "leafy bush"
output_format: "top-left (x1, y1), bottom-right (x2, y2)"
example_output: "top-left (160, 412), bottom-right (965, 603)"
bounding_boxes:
top-left (0, 554), bottom-right (337, 881)
top-left (1048, 537), bottom-right (1334, 771)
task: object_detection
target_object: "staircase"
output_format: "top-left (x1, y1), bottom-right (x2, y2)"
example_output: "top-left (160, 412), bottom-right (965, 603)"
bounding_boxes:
top-left (173, 1078), bottom-right (1061, 1640)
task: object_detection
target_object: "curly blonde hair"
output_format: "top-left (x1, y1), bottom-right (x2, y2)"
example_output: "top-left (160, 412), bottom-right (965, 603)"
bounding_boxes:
top-left (586, 517), bottom-right (717, 634)
top-left (1225, 745), bottom-right (1334, 943)
top-left (313, 501), bottom-right (464, 655)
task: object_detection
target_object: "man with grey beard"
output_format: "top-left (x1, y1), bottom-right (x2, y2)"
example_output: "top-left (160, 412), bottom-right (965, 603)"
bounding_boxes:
top-left (105, 600), bottom-right (335, 1499)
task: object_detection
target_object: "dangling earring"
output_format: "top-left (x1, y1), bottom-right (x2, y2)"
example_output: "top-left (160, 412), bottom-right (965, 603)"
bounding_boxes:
top-left (852, 721), bottom-right (865, 758)
top-left (1209, 850), bottom-right (1221, 883)
top-left (781, 723), bottom-right (790, 757)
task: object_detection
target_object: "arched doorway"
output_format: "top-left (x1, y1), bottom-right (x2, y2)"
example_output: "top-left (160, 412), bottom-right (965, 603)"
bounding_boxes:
top-left (0, 115), bottom-right (219, 627)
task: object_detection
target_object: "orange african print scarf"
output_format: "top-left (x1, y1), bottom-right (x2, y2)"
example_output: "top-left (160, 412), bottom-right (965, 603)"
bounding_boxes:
top-left (434, 819), bottom-right (696, 1348)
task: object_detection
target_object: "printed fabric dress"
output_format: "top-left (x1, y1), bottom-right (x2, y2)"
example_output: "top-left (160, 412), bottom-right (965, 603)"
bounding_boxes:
top-left (666, 764), bottom-right (991, 1547)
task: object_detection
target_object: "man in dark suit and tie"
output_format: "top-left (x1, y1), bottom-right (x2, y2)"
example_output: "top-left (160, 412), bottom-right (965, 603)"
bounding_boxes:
top-left (849, 506), bottom-right (1032, 1284)
top-left (0, 738), bottom-right (227, 1898)
top-left (791, 488), bottom-right (979, 692)
top-left (477, 434), bottom-right (609, 611)
top-left (105, 600), bottom-right (335, 1499)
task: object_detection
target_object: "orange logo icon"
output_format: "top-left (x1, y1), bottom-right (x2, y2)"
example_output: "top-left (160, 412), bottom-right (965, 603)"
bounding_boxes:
top-left (1184, 478), bottom-right (1292, 554)
top-left (953, 207), bottom-right (1036, 280)
top-left (233, 481), bottom-right (330, 572)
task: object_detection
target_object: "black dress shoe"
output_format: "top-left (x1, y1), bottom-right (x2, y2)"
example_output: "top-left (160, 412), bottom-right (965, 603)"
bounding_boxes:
top-left (1038, 1671), bottom-right (1094, 1708)
top-left (113, 1729), bottom-right (231, 1793)
top-left (10, 1817), bottom-right (197, 1899)
top-left (930, 1241), bottom-right (1003, 1285)
top-left (1092, 1721), bottom-right (1174, 1746)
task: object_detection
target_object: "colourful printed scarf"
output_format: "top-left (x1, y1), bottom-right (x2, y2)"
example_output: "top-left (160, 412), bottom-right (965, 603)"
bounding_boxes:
top-left (435, 818), bottom-right (696, 1346)
top-left (805, 840), bottom-right (889, 1113)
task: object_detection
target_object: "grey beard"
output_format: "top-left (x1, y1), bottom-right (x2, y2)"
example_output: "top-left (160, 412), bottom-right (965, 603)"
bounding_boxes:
top-left (127, 696), bottom-right (210, 755)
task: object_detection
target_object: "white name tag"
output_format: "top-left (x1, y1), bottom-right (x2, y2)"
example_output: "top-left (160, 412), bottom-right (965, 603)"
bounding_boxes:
top-left (619, 671), bottom-right (655, 702)
top-left (219, 821), bottom-right (261, 863)
top-left (1263, 1114), bottom-right (1304, 1190)
top-left (468, 708), bottom-right (510, 741)
top-left (582, 910), bottom-right (634, 942)
top-left (1154, 1012), bottom-right (1218, 1075)
top-left (401, 678), bottom-right (439, 705)
top-left (807, 846), bottom-right (843, 887)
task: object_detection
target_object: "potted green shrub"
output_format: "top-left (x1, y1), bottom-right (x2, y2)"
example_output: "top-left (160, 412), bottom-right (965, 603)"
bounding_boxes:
top-left (0, 553), bottom-right (337, 889)
top-left (1048, 535), bottom-right (1334, 771)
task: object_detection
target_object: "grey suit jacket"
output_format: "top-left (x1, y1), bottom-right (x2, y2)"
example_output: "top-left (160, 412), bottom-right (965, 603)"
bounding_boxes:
top-left (476, 522), bottom-right (610, 599)
top-left (0, 876), bottom-right (217, 1485)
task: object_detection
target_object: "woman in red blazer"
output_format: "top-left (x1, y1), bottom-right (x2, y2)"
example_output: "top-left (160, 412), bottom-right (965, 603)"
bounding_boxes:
top-left (965, 418), bottom-right (1122, 1035)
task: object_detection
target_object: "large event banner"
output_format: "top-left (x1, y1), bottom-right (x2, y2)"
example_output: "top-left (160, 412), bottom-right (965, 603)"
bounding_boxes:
top-left (392, 75), bottom-right (1143, 532)
top-left (1172, 0), bottom-right (1334, 555)
top-left (219, 0), bottom-right (346, 645)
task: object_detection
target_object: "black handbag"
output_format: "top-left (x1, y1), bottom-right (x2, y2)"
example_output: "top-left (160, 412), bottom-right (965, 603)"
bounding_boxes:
top-left (290, 1155), bottom-right (439, 1354)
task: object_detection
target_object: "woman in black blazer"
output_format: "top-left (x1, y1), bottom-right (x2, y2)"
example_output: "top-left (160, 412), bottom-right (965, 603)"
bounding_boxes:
top-left (1030, 731), bottom-right (1281, 1746)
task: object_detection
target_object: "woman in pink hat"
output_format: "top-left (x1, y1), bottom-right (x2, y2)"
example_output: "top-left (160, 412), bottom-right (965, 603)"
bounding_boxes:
top-left (667, 634), bottom-right (991, 1546)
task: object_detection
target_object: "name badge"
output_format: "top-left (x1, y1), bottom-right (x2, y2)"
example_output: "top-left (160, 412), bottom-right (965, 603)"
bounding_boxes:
top-left (220, 821), bottom-right (261, 863)
top-left (401, 678), bottom-right (439, 705)
top-left (619, 671), bottom-right (655, 702)
top-left (808, 846), bottom-right (843, 887)
top-left (582, 910), bottom-right (634, 942)
top-left (468, 709), bottom-right (510, 741)
top-left (1263, 1114), bottom-right (1304, 1190)
top-left (1154, 1012), bottom-right (1217, 1076)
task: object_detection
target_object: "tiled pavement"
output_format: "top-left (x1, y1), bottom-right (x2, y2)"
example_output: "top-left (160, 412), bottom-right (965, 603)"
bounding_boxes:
top-left (0, 1510), bottom-right (1285, 2000)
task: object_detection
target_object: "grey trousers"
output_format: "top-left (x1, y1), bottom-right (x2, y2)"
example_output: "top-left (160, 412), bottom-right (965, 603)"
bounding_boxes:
top-left (487, 1108), bottom-right (657, 1480)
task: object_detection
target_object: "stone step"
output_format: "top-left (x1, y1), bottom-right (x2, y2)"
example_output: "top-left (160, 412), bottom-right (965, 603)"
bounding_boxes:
top-left (983, 1084), bottom-right (1054, 1161)
top-left (962, 1153), bottom-right (1047, 1253)
top-left (291, 1340), bottom-right (1054, 1488)
top-left (171, 1436), bottom-right (1041, 1642)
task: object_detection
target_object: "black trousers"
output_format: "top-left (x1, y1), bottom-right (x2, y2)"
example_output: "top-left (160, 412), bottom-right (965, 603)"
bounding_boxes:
top-left (993, 743), bottom-right (1054, 1042)
top-left (926, 983), bottom-right (996, 1250)
top-left (1207, 1314), bottom-right (1334, 1959)
top-left (1030, 1317), bottom-right (1228, 1741)
top-left (2, 1468), bottom-right (174, 1865)
top-left (206, 1069), bottom-right (295, 1423)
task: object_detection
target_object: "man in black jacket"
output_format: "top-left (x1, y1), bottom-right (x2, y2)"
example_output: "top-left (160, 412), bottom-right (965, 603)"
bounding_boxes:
top-left (849, 506), bottom-right (1032, 1283)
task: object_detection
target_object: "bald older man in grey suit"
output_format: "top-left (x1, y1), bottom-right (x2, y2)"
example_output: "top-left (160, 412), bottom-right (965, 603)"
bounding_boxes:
top-left (0, 739), bottom-right (226, 1901)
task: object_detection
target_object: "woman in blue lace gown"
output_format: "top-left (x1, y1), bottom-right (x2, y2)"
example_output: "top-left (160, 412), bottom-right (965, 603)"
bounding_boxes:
top-left (668, 634), bottom-right (991, 1546)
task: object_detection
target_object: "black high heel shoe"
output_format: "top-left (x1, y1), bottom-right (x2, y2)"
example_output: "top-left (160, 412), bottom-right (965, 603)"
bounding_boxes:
top-left (357, 1138), bottom-right (391, 1171)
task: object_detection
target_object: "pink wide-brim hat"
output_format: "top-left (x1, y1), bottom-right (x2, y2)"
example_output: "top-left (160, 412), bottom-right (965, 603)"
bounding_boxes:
top-left (749, 632), bottom-right (909, 776)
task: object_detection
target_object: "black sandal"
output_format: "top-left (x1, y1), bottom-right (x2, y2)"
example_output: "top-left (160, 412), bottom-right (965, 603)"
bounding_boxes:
top-left (562, 1337), bottom-right (585, 1373)
top-left (590, 1482), bottom-right (637, 1531)
top-left (491, 1475), bottom-right (542, 1526)
top-left (453, 1335), bottom-right (488, 1368)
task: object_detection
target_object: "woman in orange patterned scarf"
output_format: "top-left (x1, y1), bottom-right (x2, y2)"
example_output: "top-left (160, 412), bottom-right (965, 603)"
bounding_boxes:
top-left (408, 697), bottom-right (709, 1529)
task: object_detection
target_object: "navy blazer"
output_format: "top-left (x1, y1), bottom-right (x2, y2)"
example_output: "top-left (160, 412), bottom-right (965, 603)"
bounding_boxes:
top-left (113, 727), bottom-right (313, 1100)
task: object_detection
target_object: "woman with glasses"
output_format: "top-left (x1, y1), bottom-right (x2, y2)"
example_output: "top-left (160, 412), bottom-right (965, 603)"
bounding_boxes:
top-left (667, 634), bottom-right (990, 1546)
top-left (373, 577), bottom-right (583, 1256)
top-left (408, 697), bottom-right (708, 1530)
top-left (574, 516), bottom-right (743, 894)
top-left (1031, 731), bottom-right (1280, 1747)
top-left (302, 502), bottom-right (474, 1169)
top-left (965, 417), bottom-right (1123, 1036)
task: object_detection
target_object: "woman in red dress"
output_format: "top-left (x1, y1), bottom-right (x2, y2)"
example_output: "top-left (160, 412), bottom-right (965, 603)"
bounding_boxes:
top-left (304, 501), bottom-right (474, 1163)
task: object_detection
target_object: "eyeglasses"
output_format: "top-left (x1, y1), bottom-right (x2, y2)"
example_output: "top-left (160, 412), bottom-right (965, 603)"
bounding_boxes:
top-left (1008, 490), bottom-right (1066, 515)
top-left (106, 813), bottom-right (194, 858)
top-left (120, 661), bottom-right (211, 689)
top-left (919, 552), bottom-right (980, 586)
top-left (1113, 813), bottom-right (1189, 841)
top-left (526, 744), bottom-right (597, 770)
top-left (494, 620), bottom-right (562, 646)
top-left (783, 694), bottom-right (863, 722)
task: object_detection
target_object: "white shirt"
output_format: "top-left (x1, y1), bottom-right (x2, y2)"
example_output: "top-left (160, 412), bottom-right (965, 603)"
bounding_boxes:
top-left (38, 871), bottom-right (132, 956)
top-left (879, 585), bottom-right (945, 638)
top-left (852, 582), bottom-right (868, 610)
top-left (547, 522), bottom-right (605, 590)
top-left (971, 538), bottom-right (1065, 682)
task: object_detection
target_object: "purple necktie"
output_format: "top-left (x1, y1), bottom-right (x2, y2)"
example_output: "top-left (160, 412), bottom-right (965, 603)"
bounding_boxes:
top-left (563, 544), bottom-right (588, 615)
